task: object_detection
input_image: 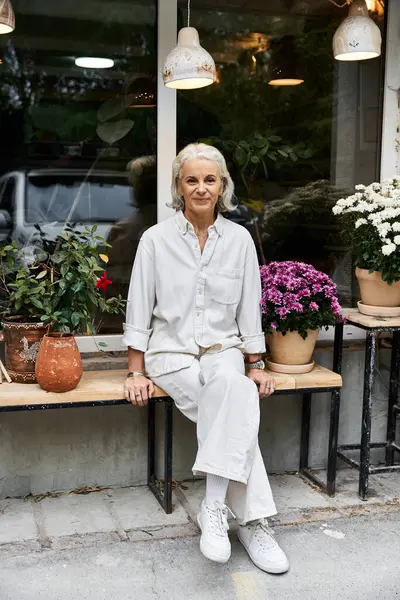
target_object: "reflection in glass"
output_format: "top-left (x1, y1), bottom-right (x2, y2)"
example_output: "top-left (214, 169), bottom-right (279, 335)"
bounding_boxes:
top-left (0, 0), bottom-right (157, 333)
top-left (177, 0), bottom-right (386, 307)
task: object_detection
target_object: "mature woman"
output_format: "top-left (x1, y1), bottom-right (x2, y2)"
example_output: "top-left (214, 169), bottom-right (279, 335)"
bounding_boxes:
top-left (122, 143), bottom-right (289, 574)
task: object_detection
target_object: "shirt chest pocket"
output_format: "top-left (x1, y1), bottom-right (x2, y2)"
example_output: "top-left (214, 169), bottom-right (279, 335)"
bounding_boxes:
top-left (209, 268), bottom-right (243, 305)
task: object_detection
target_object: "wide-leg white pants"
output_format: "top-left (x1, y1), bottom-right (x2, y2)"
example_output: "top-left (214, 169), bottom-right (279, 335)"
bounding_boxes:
top-left (152, 347), bottom-right (277, 525)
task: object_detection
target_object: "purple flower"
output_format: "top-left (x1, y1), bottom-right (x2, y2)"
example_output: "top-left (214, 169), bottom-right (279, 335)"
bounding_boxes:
top-left (260, 261), bottom-right (342, 334)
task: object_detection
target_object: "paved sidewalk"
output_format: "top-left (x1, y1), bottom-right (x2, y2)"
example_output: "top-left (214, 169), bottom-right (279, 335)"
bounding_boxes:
top-left (1, 513), bottom-right (400, 600)
top-left (0, 469), bottom-right (399, 556)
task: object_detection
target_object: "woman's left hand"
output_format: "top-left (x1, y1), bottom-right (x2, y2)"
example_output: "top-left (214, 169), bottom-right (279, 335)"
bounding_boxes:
top-left (247, 369), bottom-right (276, 397)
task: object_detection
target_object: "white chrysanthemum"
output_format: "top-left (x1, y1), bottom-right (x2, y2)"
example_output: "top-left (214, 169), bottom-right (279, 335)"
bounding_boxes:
top-left (332, 205), bottom-right (343, 215)
top-left (394, 235), bottom-right (400, 245)
top-left (392, 222), bottom-right (400, 232)
top-left (355, 184), bottom-right (365, 191)
top-left (355, 218), bottom-right (368, 228)
top-left (382, 243), bottom-right (396, 256)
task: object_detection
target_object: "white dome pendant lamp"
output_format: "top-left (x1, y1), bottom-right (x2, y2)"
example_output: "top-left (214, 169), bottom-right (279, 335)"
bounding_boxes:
top-left (0, 0), bottom-right (15, 34)
top-left (162, 0), bottom-right (215, 89)
top-left (333, 0), bottom-right (381, 61)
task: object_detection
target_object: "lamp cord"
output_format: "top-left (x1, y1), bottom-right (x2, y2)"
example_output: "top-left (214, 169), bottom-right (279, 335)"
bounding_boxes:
top-left (187, 0), bottom-right (191, 27)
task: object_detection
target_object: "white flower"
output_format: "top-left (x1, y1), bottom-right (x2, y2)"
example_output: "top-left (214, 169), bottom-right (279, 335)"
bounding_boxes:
top-left (355, 218), bottom-right (368, 228)
top-left (332, 205), bottom-right (343, 215)
top-left (382, 243), bottom-right (396, 256)
top-left (376, 222), bottom-right (391, 238)
top-left (393, 222), bottom-right (400, 232)
top-left (355, 184), bottom-right (365, 191)
top-left (394, 235), bottom-right (400, 245)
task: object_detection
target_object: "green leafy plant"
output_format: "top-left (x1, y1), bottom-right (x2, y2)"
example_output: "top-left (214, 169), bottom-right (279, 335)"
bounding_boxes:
top-left (201, 133), bottom-right (311, 194)
top-left (0, 226), bottom-right (126, 334)
top-left (262, 180), bottom-right (350, 260)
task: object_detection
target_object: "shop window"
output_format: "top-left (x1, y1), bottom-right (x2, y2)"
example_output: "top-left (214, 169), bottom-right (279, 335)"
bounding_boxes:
top-left (176, 0), bottom-right (387, 307)
top-left (0, 0), bottom-right (158, 332)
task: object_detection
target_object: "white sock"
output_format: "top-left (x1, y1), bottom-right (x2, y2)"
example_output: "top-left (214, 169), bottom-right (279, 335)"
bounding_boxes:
top-left (205, 474), bottom-right (230, 507)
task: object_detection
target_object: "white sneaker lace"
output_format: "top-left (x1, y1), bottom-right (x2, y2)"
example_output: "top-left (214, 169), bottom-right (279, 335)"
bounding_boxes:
top-left (253, 519), bottom-right (277, 550)
top-left (204, 502), bottom-right (235, 537)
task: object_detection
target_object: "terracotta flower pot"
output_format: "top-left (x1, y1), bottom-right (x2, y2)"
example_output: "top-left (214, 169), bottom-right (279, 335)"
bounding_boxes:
top-left (356, 268), bottom-right (400, 314)
top-left (2, 318), bottom-right (47, 383)
top-left (35, 333), bottom-right (82, 392)
top-left (266, 329), bottom-right (319, 374)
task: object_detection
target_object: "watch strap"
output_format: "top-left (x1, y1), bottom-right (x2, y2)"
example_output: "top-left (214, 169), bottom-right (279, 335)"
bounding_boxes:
top-left (245, 359), bottom-right (265, 370)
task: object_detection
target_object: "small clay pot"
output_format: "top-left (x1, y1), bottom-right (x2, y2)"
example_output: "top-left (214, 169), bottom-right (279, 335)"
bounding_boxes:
top-left (2, 318), bottom-right (47, 383)
top-left (266, 329), bottom-right (318, 374)
top-left (35, 333), bottom-right (82, 393)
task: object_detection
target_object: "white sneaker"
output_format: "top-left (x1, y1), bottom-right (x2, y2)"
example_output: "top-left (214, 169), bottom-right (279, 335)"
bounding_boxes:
top-left (238, 519), bottom-right (289, 574)
top-left (197, 500), bottom-right (232, 564)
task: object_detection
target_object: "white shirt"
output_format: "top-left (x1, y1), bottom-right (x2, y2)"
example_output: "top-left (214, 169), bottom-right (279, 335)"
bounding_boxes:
top-left (122, 210), bottom-right (266, 377)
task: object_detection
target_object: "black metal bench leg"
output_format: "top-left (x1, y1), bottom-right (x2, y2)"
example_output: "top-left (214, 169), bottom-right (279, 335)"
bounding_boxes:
top-left (359, 332), bottom-right (376, 500)
top-left (386, 331), bottom-right (400, 466)
top-left (300, 392), bottom-right (312, 471)
top-left (326, 389), bottom-right (341, 495)
top-left (163, 399), bottom-right (173, 514)
top-left (147, 399), bottom-right (156, 493)
top-left (147, 398), bottom-right (173, 514)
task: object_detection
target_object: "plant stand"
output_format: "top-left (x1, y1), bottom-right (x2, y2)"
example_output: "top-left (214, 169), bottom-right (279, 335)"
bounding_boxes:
top-left (334, 309), bottom-right (400, 500)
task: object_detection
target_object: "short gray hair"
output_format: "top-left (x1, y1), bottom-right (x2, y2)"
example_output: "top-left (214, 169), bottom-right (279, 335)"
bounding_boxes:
top-left (168, 143), bottom-right (236, 212)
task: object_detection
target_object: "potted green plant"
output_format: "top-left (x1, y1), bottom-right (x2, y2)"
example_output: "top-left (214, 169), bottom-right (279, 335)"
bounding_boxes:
top-left (0, 242), bottom-right (50, 383)
top-left (0, 226), bottom-right (125, 389)
top-left (332, 179), bottom-right (400, 316)
top-left (260, 261), bottom-right (343, 373)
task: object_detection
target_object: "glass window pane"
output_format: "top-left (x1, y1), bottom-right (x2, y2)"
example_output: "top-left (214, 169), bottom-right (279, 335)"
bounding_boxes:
top-left (0, 0), bottom-right (158, 333)
top-left (176, 1), bottom-right (387, 307)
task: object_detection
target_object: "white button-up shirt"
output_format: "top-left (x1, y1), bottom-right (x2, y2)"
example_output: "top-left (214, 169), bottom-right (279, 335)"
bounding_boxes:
top-left (122, 210), bottom-right (266, 377)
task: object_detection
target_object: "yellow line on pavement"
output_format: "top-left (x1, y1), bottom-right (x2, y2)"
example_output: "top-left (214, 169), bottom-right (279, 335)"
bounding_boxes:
top-left (232, 571), bottom-right (259, 599)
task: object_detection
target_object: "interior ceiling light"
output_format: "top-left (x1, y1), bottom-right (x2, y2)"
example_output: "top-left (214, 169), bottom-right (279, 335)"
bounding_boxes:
top-left (332, 0), bottom-right (382, 61)
top-left (128, 77), bottom-right (156, 108)
top-left (267, 37), bottom-right (304, 86)
top-left (75, 57), bottom-right (114, 69)
top-left (0, 0), bottom-right (15, 35)
top-left (162, 0), bottom-right (215, 90)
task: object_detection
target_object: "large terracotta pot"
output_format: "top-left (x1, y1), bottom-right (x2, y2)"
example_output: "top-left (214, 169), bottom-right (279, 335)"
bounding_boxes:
top-left (2, 318), bottom-right (47, 383)
top-left (266, 329), bottom-right (319, 374)
top-left (356, 268), bottom-right (400, 316)
top-left (35, 333), bottom-right (82, 392)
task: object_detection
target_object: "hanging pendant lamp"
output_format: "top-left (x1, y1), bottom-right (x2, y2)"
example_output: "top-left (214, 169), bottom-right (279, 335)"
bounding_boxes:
top-left (333, 0), bottom-right (381, 61)
top-left (267, 37), bottom-right (304, 86)
top-left (162, 0), bottom-right (215, 89)
top-left (0, 0), bottom-right (15, 35)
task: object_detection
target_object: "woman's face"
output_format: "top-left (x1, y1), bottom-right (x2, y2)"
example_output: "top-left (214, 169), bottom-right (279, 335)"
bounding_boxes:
top-left (179, 159), bottom-right (223, 218)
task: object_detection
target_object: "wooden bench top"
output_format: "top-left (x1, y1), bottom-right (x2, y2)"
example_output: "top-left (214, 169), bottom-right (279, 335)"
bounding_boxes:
top-left (0, 366), bottom-right (341, 410)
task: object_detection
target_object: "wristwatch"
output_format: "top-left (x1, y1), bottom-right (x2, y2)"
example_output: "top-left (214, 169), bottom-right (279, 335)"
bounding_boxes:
top-left (245, 359), bottom-right (265, 370)
top-left (127, 371), bottom-right (145, 378)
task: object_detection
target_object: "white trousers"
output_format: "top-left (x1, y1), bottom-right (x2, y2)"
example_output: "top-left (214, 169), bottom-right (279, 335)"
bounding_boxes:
top-left (152, 347), bottom-right (277, 525)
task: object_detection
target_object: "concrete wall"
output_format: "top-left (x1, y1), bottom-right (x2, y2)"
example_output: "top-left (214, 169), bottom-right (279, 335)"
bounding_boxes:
top-left (0, 342), bottom-right (393, 498)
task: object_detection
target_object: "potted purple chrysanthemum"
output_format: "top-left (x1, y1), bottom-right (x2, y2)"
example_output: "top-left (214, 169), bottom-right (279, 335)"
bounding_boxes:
top-left (260, 261), bottom-right (343, 374)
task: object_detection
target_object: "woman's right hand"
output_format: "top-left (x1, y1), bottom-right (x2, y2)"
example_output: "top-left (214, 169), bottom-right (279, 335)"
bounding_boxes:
top-left (124, 375), bottom-right (155, 407)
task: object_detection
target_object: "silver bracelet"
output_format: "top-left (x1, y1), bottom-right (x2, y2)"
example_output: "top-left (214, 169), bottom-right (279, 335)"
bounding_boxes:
top-left (127, 371), bottom-right (145, 378)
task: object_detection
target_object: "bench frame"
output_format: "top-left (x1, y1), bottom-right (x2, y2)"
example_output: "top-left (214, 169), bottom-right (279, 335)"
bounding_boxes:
top-left (148, 385), bottom-right (342, 514)
top-left (0, 327), bottom-right (343, 513)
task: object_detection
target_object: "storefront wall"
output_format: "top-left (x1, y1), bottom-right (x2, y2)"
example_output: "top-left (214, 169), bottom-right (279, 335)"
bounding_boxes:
top-left (0, 0), bottom-right (398, 497)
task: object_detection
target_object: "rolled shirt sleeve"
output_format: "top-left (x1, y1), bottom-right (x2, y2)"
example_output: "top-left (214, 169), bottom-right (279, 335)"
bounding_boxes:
top-left (236, 238), bottom-right (266, 355)
top-left (122, 236), bottom-right (155, 352)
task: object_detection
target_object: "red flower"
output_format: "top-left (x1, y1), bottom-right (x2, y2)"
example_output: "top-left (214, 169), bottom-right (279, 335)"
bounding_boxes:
top-left (96, 272), bottom-right (112, 292)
